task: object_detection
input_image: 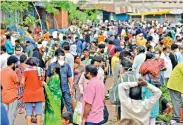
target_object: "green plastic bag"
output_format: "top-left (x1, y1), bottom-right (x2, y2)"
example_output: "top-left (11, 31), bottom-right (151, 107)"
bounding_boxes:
top-left (73, 101), bottom-right (82, 124)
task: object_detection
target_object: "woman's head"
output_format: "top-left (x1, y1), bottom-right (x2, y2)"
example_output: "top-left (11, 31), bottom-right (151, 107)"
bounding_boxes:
top-left (26, 57), bottom-right (39, 66)
top-left (74, 55), bottom-right (81, 64)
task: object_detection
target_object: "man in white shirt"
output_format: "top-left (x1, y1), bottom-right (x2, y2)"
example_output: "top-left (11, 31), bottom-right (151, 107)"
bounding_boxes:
top-left (0, 46), bottom-right (10, 69)
top-left (118, 78), bottom-right (162, 125)
top-left (132, 46), bottom-right (146, 79)
top-left (160, 47), bottom-right (173, 83)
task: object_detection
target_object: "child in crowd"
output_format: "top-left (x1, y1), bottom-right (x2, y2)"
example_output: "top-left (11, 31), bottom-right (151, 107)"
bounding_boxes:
top-left (62, 112), bottom-right (73, 125)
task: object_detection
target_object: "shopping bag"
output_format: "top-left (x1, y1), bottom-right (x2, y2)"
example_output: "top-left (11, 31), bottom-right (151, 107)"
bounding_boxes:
top-left (73, 101), bottom-right (82, 125)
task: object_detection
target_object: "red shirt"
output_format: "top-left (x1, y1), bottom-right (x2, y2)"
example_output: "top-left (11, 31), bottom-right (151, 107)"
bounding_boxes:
top-left (1, 67), bottom-right (19, 104)
top-left (22, 68), bottom-right (45, 102)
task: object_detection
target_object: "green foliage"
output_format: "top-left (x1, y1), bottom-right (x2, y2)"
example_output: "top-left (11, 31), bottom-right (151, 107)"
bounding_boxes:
top-left (160, 85), bottom-right (172, 103)
top-left (44, 2), bottom-right (59, 14)
top-left (1, 1), bottom-right (29, 25)
top-left (23, 15), bottom-right (39, 27)
top-left (1, 1), bottom-right (29, 13)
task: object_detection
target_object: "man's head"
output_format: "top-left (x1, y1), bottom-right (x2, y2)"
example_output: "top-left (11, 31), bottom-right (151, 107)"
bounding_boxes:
top-left (15, 39), bottom-right (20, 46)
top-left (137, 46), bottom-right (145, 54)
top-left (7, 55), bottom-right (19, 70)
top-left (114, 47), bottom-right (122, 57)
top-left (20, 54), bottom-right (27, 63)
top-left (84, 65), bottom-right (98, 80)
top-left (25, 41), bottom-right (30, 46)
top-left (91, 56), bottom-right (103, 68)
top-left (1, 45), bottom-right (6, 54)
top-left (121, 58), bottom-right (132, 72)
top-left (171, 44), bottom-right (179, 52)
top-left (98, 43), bottom-right (105, 53)
top-left (62, 42), bottom-right (70, 51)
top-left (6, 35), bottom-right (11, 40)
top-left (55, 48), bottom-right (65, 66)
top-left (63, 36), bottom-right (67, 40)
top-left (162, 46), bottom-right (170, 55)
top-left (15, 45), bottom-right (22, 56)
top-left (129, 86), bottom-right (142, 100)
top-left (83, 49), bottom-right (89, 58)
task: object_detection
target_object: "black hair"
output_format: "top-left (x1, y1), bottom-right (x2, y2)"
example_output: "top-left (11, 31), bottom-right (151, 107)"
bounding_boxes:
top-left (26, 41), bottom-right (30, 44)
top-left (147, 36), bottom-right (153, 42)
top-left (114, 47), bottom-right (122, 53)
top-left (171, 44), bottom-right (178, 50)
top-left (7, 55), bottom-right (18, 66)
top-left (129, 87), bottom-right (142, 100)
top-left (15, 39), bottom-right (20, 44)
top-left (124, 36), bottom-right (129, 42)
top-left (163, 47), bottom-right (168, 52)
top-left (55, 48), bottom-right (65, 56)
top-left (63, 36), bottom-right (67, 40)
top-left (145, 52), bottom-right (154, 60)
top-left (121, 59), bottom-right (132, 71)
top-left (1, 45), bottom-right (6, 52)
top-left (26, 57), bottom-right (39, 66)
top-left (49, 36), bottom-right (53, 39)
top-left (20, 54), bottom-right (27, 63)
top-left (62, 42), bottom-right (70, 51)
top-left (83, 48), bottom-right (88, 52)
top-left (85, 65), bottom-right (98, 77)
top-left (28, 30), bottom-right (32, 34)
top-left (62, 112), bottom-right (72, 123)
top-left (109, 40), bottom-right (113, 44)
top-left (15, 45), bottom-right (21, 51)
top-left (147, 45), bottom-right (152, 51)
top-left (6, 35), bottom-right (11, 39)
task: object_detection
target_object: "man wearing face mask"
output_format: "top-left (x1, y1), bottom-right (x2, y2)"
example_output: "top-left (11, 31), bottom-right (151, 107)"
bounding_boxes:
top-left (46, 48), bottom-right (74, 115)
top-left (14, 45), bottom-right (22, 60)
top-left (160, 47), bottom-right (172, 83)
top-left (81, 65), bottom-right (105, 125)
top-left (0, 55), bottom-right (19, 125)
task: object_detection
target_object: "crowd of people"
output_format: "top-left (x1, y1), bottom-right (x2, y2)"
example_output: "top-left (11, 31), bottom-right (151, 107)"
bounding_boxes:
top-left (0, 20), bottom-right (183, 125)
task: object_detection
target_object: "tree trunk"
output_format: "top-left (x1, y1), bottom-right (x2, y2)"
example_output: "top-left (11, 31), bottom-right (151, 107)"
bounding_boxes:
top-left (54, 14), bottom-right (58, 29)
top-left (32, 2), bottom-right (43, 31)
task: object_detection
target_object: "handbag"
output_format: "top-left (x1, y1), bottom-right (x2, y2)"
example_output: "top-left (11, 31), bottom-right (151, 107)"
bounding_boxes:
top-left (73, 101), bottom-right (82, 125)
top-left (109, 71), bottom-right (136, 105)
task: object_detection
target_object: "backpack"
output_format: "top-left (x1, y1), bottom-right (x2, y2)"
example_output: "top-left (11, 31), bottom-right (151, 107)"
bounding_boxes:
top-left (109, 71), bottom-right (137, 105)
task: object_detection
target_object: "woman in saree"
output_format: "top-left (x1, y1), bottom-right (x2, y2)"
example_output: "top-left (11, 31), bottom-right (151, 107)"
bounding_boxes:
top-left (44, 65), bottom-right (62, 125)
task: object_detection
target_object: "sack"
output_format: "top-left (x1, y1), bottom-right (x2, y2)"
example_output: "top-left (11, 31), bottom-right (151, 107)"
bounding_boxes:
top-left (109, 71), bottom-right (136, 105)
top-left (139, 59), bottom-right (164, 76)
top-left (73, 101), bottom-right (82, 124)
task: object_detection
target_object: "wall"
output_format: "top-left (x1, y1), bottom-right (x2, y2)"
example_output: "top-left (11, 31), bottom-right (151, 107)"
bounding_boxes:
top-left (115, 13), bottom-right (129, 21)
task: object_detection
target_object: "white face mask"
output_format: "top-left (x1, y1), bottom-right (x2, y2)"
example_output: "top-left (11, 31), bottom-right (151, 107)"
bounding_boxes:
top-left (58, 56), bottom-right (65, 66)
top-left (155, 54), bottom-right (160, 58)
top-left (175, 48), bottom-right (179, 53)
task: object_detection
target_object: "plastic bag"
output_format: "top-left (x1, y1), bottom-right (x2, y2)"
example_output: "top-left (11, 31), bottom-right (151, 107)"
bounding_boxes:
top-left (73, 101), bottom-right (82, 125)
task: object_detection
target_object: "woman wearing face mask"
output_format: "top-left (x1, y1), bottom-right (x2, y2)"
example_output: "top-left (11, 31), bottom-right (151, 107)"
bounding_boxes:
top-left (73, 55), bottom-right (85, 101)
top-left (21, 57), bottom-right (45, 125)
